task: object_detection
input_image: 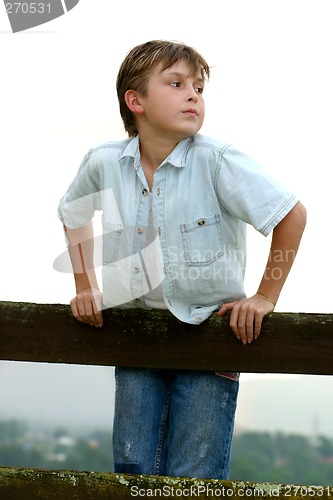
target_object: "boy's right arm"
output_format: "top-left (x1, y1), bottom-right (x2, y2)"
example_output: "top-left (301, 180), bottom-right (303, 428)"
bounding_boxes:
top-left (64, 222), bottom-right (103, 328)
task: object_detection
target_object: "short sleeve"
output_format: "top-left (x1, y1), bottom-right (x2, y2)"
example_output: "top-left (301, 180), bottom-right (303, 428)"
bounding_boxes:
top-left (216, 146), bottom-right (298, 236)
top-left (57, 150), bottom-right (102, 229)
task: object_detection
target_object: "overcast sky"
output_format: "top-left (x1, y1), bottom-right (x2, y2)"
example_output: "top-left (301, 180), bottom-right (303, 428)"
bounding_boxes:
top-left (1, 0), bottom-right (332, 311)
top-left (1, 0), bottom-right (332, 435)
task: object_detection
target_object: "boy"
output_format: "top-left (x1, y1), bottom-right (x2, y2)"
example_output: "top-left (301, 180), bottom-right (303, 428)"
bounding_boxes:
top-left (58, 40), bottom-right (306, 479)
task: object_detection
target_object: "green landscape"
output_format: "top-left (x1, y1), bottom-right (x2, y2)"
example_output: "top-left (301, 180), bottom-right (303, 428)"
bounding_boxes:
top-left (1, 419), bottom-right (333, 486)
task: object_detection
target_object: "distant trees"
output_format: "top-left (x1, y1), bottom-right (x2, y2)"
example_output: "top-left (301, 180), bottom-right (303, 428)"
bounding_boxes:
top-left (0, 419), bottom-right (113, 471)
top-left (230, 431), bottom-right (333, 486)
top-left (55, 432), bottom-right (113, 472)
top-left (0, 419), bottom-right (27, 443)
top-left (1, 419), bottom-right (333, 485)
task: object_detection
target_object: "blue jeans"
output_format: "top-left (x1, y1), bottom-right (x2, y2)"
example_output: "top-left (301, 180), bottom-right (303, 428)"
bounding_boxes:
top-left (113, 367), bottom-right (239, 479)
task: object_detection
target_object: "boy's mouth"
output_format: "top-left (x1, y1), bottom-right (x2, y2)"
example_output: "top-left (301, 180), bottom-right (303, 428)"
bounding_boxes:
top-left (183, 108), bottom-right (198, 116)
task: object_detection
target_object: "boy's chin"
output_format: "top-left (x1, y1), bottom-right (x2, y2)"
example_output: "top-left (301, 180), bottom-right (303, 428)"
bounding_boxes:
top-left (177, 125), bottom-right (202, 140)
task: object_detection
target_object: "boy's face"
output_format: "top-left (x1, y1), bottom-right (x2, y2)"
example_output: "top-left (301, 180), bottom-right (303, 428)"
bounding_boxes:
top-left (137, 60), bottom-right (205, 141)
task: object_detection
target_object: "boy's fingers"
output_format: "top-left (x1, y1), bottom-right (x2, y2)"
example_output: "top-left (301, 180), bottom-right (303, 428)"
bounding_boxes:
top-left (254, 314), bottom-right (264, 340)
top-left (73, 296), bottom-right (91, 324)
top-left (218, 301), bottom-right (243, 342)
top-left (92, 302), bottom-right (103, 327)
top-left (230, 305), bottom-right (248, 344)
top-left (70, 298), bottom-right (81, 321)
top-left (219, 295), bottom-right (274, 344)
top-left (217, 301), bottom-right (239, 316)
top-left (70, 293), bottom-right (103, 328)
top-left (91, 291), bottom-right (103, 327)
top-left (245, 310), bottom-right (255, 344)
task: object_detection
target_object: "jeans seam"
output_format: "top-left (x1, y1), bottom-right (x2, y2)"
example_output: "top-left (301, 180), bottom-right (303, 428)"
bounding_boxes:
top-left (221, 384), bottom-right (238, 476)
top-left (154, 388), bottom-right (171, 475)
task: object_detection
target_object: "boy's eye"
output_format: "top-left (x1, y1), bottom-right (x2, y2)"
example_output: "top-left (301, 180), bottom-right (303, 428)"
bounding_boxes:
top-left (169, 82), bottom-right (204, 94)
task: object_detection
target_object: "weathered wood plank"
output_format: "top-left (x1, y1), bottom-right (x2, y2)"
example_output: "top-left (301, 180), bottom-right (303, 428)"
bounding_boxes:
top-left (0, 301), bottom-right (332, 374)
top-left (0, 467), bottom-right (331, 499)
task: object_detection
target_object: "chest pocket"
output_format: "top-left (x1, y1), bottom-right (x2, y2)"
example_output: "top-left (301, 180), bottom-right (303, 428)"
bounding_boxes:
top-left (180, 214), bottom-right (224, 266)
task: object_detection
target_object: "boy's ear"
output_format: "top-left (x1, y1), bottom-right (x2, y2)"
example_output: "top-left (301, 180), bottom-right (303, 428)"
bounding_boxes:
top-left (124, 90), bottom-right (145, 115)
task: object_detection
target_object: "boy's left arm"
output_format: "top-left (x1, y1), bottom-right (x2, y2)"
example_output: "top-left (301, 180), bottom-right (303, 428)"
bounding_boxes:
top-left (218, 201), bottom-right (307, 345)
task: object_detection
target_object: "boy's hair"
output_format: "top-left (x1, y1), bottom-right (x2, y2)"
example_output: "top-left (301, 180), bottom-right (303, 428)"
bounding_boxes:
top-left (116, 40), bottom-right (210, 137)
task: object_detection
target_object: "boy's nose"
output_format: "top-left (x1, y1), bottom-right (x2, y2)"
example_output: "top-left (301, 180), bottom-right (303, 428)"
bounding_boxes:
top-left (187, 89), bottom-right (198, 102)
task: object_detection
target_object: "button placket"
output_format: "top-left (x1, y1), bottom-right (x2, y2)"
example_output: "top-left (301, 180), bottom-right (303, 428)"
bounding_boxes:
top-left (130, 180), bottom-right (151, 303)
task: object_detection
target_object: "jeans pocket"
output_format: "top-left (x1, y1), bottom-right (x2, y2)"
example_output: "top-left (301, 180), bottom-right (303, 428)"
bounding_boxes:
top-left (180, 214), bottom-right (224, 265)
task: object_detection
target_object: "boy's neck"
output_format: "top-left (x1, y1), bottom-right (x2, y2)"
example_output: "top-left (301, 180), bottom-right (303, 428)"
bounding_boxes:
top-left (138, 132), bottom-right (183, 191)
top-left (137, 128), bottom-right (192, 190)
top-left (139, 133), bottom-right (179, 171)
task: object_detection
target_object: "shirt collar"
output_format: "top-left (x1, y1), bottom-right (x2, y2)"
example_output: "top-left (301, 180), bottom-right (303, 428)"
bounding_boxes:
top-left (119, 135), bottom-right (192, 169)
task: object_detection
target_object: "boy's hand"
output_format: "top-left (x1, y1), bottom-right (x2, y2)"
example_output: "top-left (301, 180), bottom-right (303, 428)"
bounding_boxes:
top-left (70, 287), bottom-right (103, 328)
top-left (217, 293), bottom-right (274, 345)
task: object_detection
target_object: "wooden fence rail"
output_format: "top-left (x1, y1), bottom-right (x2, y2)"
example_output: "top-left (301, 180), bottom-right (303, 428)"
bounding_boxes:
top-left (1, 301), bottom-right (333, 498)
top-left (1, 467), bottom-right (332, 500)
top-left (1, 301), bottom-right (333, 374)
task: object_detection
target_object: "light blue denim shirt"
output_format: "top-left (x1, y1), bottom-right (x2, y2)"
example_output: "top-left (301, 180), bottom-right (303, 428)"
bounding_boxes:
top-left (58, 134), bottom-right (297, 324)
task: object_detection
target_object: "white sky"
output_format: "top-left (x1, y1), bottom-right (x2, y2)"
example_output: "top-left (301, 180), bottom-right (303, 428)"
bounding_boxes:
top-left (0, 0), bottom-right (332, 434)
top-left (1, 0), bottom-right (332, 312)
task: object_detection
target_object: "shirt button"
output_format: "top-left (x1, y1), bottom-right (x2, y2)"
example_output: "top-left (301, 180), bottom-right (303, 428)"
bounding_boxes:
top-left (157, 227), bottom-right (161, 236)
top-left (157, 187), bottom-right (161, 196)
top-left (132, 266), bottom-right (140, 273)
top-left (135, 298), bottom-right (141, 304)
top-left (142, 188), bottom-right (149, 196)
top-left (137, 227), bottom-right (144, 234)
